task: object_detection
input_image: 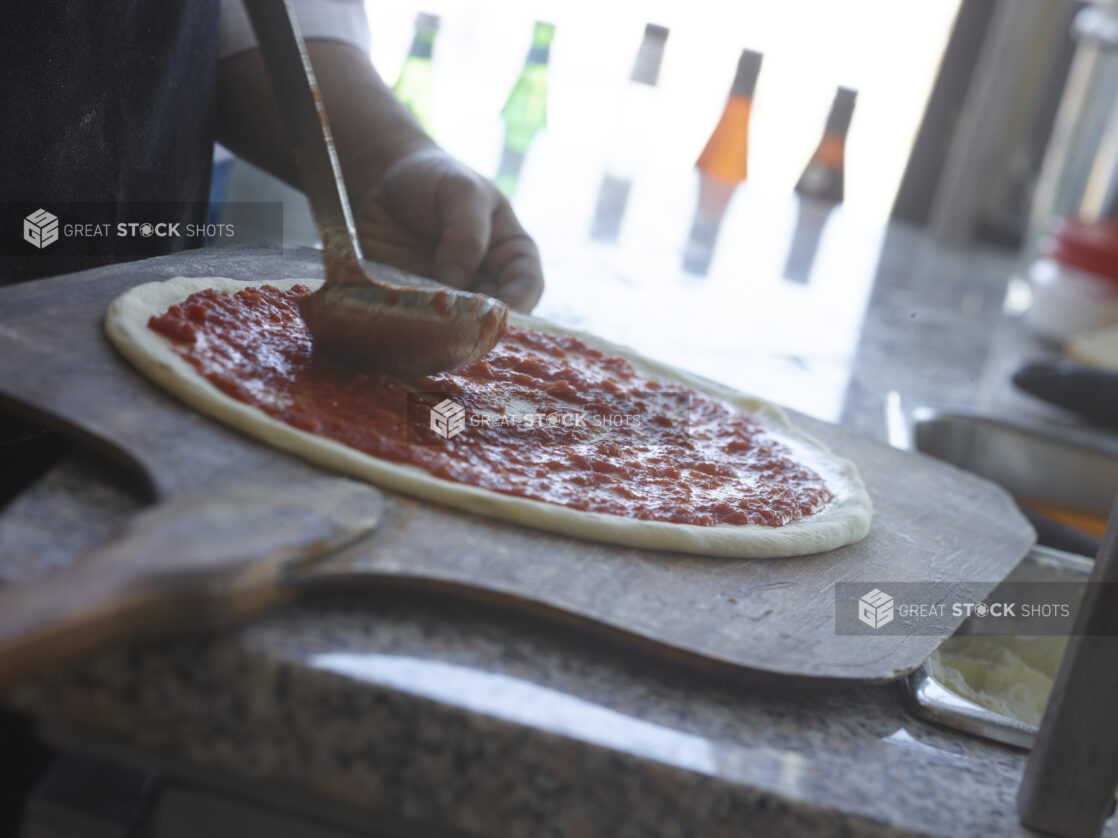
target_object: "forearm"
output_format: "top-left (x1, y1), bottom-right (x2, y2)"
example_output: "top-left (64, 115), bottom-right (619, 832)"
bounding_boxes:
top-left (216, 37), bottom-right (544, 311)
top-left (215, 40), bottom-right (435, 203)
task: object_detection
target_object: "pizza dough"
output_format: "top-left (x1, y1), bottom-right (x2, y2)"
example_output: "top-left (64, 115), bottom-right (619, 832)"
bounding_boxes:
top-left (105, 276), bottom-right (872, 558)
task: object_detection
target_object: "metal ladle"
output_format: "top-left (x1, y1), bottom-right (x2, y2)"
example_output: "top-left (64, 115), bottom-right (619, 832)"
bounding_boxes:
top-left (243, 0), bottom-right (507, 378)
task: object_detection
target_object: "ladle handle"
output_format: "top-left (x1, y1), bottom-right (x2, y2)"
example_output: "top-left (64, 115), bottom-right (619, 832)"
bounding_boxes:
top-left (243, 0), bottom-right (367, 284)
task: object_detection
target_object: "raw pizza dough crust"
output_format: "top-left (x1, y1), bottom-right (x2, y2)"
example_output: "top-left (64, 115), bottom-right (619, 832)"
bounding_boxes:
top-left (105, 276), bottom-right (872, 558)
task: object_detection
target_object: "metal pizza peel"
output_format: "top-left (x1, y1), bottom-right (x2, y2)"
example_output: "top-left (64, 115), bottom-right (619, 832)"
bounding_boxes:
top-left (0, 246), bottom-right (1037, 689)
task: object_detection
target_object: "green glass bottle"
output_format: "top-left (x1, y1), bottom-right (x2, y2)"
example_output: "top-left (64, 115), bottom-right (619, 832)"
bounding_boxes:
top-left (496, 21), bottom-right (555, 197)
top-left (393, 12), bottom-right (441, 133)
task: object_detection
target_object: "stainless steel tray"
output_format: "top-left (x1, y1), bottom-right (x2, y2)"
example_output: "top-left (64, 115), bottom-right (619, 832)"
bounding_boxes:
top-left (909, 405), bottom-right (1118, 517)
top-left (902, 546), bottom-right (1092, 750)
top-left (896, 403), bottom-right (1107, 749)
top-left (904, 665), bottom-right (1038, 750)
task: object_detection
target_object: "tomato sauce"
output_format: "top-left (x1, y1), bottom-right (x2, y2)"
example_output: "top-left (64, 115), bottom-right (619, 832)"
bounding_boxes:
top-left (149, 285), bottom-right (834, 527)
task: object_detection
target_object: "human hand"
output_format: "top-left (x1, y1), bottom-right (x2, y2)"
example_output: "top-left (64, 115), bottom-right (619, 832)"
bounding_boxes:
top-left (354, 148), bottom-right (543, 312)
top-left (216, 41), bottom-right (541, 310)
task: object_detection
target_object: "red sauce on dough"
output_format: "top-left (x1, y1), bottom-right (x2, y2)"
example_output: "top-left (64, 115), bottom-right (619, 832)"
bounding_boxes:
top-left (148, 285), bottom-right (834, 527)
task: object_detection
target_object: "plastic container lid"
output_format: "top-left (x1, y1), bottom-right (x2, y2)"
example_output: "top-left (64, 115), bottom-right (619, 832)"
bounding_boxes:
top-left (1043, 218), bottom-right (1118, 283)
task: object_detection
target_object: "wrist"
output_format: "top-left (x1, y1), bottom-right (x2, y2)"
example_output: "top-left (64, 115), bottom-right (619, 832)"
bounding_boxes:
top-left (339, 134), bottom-right (437, 204)
top-left (303, 40), bottom-right (438, 205)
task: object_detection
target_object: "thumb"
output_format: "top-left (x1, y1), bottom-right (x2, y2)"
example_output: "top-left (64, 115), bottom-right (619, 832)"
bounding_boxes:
top-left (432, 176), bottom-right (493, 290)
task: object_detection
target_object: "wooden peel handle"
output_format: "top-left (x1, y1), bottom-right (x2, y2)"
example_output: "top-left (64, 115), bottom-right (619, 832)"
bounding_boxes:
top-left (1018, 493), bottom-right (1118, 838)
top-left (0, 555), bottom-right (294, 692)
top-left (0, 475), bottom-right (383, 693)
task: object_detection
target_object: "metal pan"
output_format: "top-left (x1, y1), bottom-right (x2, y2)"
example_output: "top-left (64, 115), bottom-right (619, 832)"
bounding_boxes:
top-left (902, 545), bottom-right (1092, 749)
top-left (898, 401), bottom-right (1109, 748)
top-left (909, 405), bottom-right (1118, 518)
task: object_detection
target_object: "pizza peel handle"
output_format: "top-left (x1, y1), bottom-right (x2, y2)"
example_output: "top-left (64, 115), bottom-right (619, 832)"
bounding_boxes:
top-left (0, 477), bottom-right (383, 693)
top-left (1017, 494), bottom-right (1118, 838)
top-left (241, 0), bottom-right (507, 377)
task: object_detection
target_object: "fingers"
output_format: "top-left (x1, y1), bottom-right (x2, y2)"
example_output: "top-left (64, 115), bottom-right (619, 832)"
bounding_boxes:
top-left (370, 151), bottom-right (544, 311)
top-left (484, 203), bottom-right (544, 312)
top-left (432, 175), bottom-right (493, 291)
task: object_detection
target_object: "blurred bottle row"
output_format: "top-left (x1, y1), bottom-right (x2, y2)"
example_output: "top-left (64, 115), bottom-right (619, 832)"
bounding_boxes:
top-left (394, 16), bottom-right (858, 279)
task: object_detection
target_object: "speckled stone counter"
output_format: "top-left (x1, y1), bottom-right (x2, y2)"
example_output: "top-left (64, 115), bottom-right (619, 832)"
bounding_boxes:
top-left (3, 222), bottom-right (1112, 836)
top-left (5, 583), bottom-right (1064, 837)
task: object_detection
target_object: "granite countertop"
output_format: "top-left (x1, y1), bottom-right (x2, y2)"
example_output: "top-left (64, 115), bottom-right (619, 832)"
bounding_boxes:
top-left (3, 218), bottom-right (1110, 836)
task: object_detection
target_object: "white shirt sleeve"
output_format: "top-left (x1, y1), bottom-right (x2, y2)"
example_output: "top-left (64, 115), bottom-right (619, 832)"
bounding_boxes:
top-left (219, 0), bottom-right (370, 59)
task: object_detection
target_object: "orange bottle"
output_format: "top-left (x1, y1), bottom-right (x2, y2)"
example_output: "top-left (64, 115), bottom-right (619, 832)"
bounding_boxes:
top-left (683, 50), bottom-right (762, 274)
top-left (696, 49), bottom-right (763, 186)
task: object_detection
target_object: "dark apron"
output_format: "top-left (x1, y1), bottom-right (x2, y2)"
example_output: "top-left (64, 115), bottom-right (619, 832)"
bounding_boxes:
top-left (0, 0), bottom-right (221, 284)
top-left (0, 6), bottom-right (223, 819)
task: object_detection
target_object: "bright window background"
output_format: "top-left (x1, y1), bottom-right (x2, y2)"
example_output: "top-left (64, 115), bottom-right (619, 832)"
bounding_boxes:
top-left (366, 0), bottom-right (963, 220)
top-left (360, 0), bottom-right (963, 419)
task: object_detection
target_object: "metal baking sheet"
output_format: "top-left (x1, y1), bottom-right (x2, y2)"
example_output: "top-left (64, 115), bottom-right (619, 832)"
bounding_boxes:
top-left (910, 405), bottom-right (1118, 518)
top-left (902, 538), bottom-right (1093, 750)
